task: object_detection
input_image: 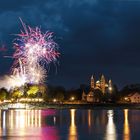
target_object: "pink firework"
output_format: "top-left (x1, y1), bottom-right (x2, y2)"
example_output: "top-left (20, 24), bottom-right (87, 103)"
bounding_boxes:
top-left (12, 18), bottom-right (60, 84)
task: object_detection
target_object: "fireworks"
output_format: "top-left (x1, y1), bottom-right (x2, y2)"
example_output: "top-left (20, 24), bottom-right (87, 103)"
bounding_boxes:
top-left (12, 18), bottom-right (59, 85)
top-left (0, 19), bottom-right (60, 90)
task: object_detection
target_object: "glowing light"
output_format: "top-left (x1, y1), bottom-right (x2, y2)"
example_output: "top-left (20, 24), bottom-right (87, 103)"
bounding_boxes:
top-left (70, 97), bottom-right (75, 101)
top-left (68, 109), bottom-right (78, 140)
top-left (0, 18), bottom-right (60, 90)
top-left (0, 110), bottom-right (61, 139)
top-left (123, 109), bottom-right (130, 140)
top-left (53, 116), bottom-right (56, 125)
top-left (108, 87), bottom-right (112, 91)
top-left (53, 99), bottom-right (57, 102)
top-left (2, 111), bottom-right (6, 129)
top-left (3, 100), bottom-right (11, 103)
top-left (88, 110), bottom-right (91, 128)
top-left (105, 110), bottom-right (117, 140)
top-left (8, 110), bottom-right (42, 129)
top-left (12, 18), bottom-right (60, 85)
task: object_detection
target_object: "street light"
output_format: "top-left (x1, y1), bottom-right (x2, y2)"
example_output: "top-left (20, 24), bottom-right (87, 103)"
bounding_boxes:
top-left (109, 87), bottom-right (112, 91)
top-left (53, 98), bottom-right (57, 103)
top-left (108, 87), bottom-right (113, 94)
top-left (71, 97), bottom-right (75, 101)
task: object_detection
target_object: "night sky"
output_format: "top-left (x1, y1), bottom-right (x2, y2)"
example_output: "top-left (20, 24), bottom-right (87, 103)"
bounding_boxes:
top-left (0, 0), bottom-right (140, 89)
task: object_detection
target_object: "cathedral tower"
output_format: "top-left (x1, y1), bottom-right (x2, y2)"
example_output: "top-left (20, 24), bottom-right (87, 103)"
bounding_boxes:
top-left (100, 74), bottom-right (106, 94)
top-left (108, 79), bottom-right (113, 94)
top-left (91, 75), bottom-right (94, 89)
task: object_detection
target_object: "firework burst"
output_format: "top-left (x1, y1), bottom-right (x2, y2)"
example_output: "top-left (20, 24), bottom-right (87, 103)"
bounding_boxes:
top-left (12, 18), bottom-right (60, 85)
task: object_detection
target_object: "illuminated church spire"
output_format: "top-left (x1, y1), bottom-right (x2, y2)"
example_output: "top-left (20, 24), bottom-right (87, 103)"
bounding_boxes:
top-left (100, 74), bottom-right (106, 94)
top-left (91, 75), bottom-right (94, 89)
top-left (108, 79), bottom-right (113, 94)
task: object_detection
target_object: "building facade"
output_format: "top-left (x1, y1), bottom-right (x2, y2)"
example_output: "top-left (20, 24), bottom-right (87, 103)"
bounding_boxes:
top-left (82, 74), bottom-right (113, 103)
top-left (91, 74), bottom-right (113, 94)
top-left (124, 92), bottom-right (140, 103)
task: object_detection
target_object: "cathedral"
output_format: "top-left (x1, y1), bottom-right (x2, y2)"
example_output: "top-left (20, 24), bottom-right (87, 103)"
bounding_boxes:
top-left (82, 75), bottom-right (113, 103)
top-left (90, 74), bottom-right (113, 94)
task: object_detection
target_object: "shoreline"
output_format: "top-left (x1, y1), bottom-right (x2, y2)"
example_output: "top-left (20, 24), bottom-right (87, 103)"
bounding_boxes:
top-left (1, 102), bottom-right (140, 110)
top-left (37, 103), bottom-right (140, 109)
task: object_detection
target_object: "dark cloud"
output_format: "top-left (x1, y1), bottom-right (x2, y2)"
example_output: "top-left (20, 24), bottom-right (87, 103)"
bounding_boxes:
top-left (0, 0), bottom-right (38, 12)
top-left (0, 0), bottom-right (140, 89)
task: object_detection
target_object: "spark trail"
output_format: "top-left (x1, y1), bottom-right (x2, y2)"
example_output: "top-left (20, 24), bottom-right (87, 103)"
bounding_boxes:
top-left (0, 19), bottom-right (60, 90)
top-left (12, 18), bottom-right (60, 85)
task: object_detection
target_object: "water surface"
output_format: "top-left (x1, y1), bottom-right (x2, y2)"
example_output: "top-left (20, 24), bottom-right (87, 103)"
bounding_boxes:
top-left (0, 108), bottom-right (139, 140)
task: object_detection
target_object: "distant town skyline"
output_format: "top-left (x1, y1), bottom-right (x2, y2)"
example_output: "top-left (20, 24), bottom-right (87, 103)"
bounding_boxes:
top-left (0, 0), bottom-right (140, 89)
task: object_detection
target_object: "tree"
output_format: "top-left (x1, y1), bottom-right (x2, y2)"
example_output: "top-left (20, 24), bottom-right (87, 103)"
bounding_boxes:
top-left (11, 89), bottom-right (23, 99)
top-left (0, 88), bottom-right (8, 101)
top-left (55, 92), bottom-right (64, 101)
top-left (27, 85), bottom-right (39, 98)
top-left (46, 85), bottom-right (66, 101)
top-left (38, 84), bottom-right (47, 97)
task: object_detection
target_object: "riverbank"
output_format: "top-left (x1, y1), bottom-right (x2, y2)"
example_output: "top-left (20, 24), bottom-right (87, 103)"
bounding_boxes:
top-left (1, 102), bottom-right (140, 110)
top-left (35, 103), bottom-right (140, 109)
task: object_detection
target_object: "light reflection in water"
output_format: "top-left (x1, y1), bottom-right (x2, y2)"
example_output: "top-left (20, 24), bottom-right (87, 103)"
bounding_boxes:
top-left (68, 109), bottom-right (78, 140)
top-left (123, 109), bottom-right (130, 140)
top-left (2, 111), bottom-right (6, 136)
top-left (2, 111), bottom-right (6, 129)
top-left (0, 110), bottom-right (1, 136)
top-left (88, 110), bottom-right (91, 128)
top-left (54, 116), bottom-right (56, 125)
top-left (0, 109), bottom-right (59, 140)
top-left (0, 109), bottom-right (138, 140)
top-left (7, 110), bottom-right (41, 129)
top-left (105, 110), bottom-right (117, 140)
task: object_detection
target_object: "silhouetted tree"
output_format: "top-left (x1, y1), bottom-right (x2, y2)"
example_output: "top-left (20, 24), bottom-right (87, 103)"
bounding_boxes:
top-left (0, 88), bottom-right (9, 101)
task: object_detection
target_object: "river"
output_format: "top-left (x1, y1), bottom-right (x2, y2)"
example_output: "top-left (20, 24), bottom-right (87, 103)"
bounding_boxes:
top-left (0, 108), bottom-right (139, 140)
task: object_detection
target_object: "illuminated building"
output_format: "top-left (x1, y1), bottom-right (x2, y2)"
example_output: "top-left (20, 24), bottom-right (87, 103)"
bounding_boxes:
top-left (91, 74), bottom-right (113, 94)
top-left (87, 91), bottom-right (94, 102)
top-left (95, 80), bottom-right (101, 89)
top-left (82, 91), bottom-right (87, 101)
top-left (123, 92), bottom-right (140, 103)
top-left (108, 80), bottom-right (113, 94)
top-left (82, 74), bottom-right (113, 103)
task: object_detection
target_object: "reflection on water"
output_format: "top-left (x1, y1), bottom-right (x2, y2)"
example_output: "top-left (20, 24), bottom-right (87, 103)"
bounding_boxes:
top-left (0, 109), bottom-right (59, 140)
top-left (105, 110), bottom-right (117, 140)
top-left (0, 109), bottom-right (139, 140)
top-left (68, 109), bottom-right (77, 140)
top-left (123, 109), bottom-right (130, 140)
top-left (3, 110), bottom-right (41, 129)
top-left (88, 110), bottom-right (91, 128)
